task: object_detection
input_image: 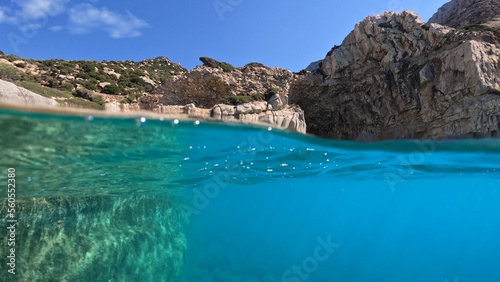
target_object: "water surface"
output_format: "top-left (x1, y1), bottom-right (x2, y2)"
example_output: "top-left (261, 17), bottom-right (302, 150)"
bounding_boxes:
top-left (0, 109), bottom-right (499, 281)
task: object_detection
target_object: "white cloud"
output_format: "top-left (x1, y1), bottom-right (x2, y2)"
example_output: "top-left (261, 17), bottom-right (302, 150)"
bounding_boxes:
top-left (68, 3), bottom-right (150, 38)
top-left (12, 0), bottom-right (69, 19)
top-left (0, 6), bottom-right (18, 24)
top-left (0, 8), bottom-right (6, 22)
top-left (50, 25), bottom-right (62, 31)
top-left (18, 23), bottom-right (42, 32)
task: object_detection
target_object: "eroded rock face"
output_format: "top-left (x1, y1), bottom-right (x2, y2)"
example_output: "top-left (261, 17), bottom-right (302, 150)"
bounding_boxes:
top-left (290, 11), bottom-right (500, 141)
top-left (153, 65), bottom-right (295, 108)
top-left (428, 0), bottom-right (500, 29)
top-left (105, 100), bottom-right (307, 134)
top-left (210, 102), bottom-right (307, 133)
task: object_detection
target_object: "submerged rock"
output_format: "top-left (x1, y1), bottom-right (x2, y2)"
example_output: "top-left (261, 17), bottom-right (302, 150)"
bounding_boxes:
top-left (0, 194), bottom-right (186, 281)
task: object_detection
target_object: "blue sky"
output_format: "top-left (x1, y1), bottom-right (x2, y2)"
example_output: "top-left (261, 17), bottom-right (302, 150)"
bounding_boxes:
top-left (0, 0), bottom-right (450, 71)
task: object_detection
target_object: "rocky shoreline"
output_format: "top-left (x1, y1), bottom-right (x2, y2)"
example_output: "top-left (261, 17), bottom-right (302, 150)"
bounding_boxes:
top-left (0, 0), bottom-right (499, 140)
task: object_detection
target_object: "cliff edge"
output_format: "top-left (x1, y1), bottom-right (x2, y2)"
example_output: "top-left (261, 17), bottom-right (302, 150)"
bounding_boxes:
top-left (428, 0), bottom-right (500, 29)
top-left (290, 10), bottom-right (500, 141)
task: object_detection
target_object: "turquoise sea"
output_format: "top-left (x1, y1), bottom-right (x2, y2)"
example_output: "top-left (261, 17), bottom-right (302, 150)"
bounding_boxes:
top-left (1, 108), bottom-right (500, 282)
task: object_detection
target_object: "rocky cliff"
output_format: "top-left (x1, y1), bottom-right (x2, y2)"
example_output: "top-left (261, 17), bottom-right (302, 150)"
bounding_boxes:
top-left (153, 64), bottom-right (295, 108)
top-left (106, 63), bottom-right (307, 134)
top-left (290, 10), bottom-right (500, 141)
top-left (428, 0), bottom-right (500, 29)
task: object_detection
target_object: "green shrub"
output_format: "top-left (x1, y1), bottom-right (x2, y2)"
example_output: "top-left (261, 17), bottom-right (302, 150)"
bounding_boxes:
top-left (219, 62), bottom-right (235, 72)
top-left (199, 57), bottom-right (235, 72)
top-left (18, 81), bottom-right (73, 98)
top-left (91, 94), bottom-right (106, 105)
top-left (59, 81), bottom-right (75, 91)
top-left (219, 95), bottom-right (253, 105)
top-left (251, 93), bottom-right (266, 101)
top-left (463, 24), bottom-right (496, 32)
top-left (264, 88), bottom-right (279, 100)
top-left (58, 66), bottom-right (73, 75)
top-left (245, 62), bottom-right (265, 68)
top-left (76, 72), bottom-right (90, 79)
top-left (81, 80), bottom-right (98, 91)
top-left (421, 24), bottom-right (430, 31)
top-left (72, 88), bottom-right (92, 99)
top-left (64, 98), bottom-right (103, 110)
top-left (46, 78), bottom-right (59, 88)
top-left (102, 84), bottom-right (121, 95)
top-left (120, 93), bottom-right (142, 103)
top-left (0, 62), bottom-right (30, 81)
top-left (4, 55), bottom-right (20, 62)
top-left (0, 50), bottom-right (4, 55)
top-left (14, 62), bottom-right (26, 68)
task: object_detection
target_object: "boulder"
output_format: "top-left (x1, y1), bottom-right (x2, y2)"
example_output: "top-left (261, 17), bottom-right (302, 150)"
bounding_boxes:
top-left (0, 79), bottom-right (58, 107)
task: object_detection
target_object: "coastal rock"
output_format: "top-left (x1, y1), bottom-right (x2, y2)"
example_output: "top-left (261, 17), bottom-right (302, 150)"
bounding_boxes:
top-left (290, 10), bottom-right (500, 140)
top-left (428, 0), bottom-right (500, 29)
top-left (210, 102), bottom-right (306, 133)
top-left (105, 100), bottom-right (307, 134)
top-left (0, 79), bottom-right (58, 107)
top-left (153, 65), bottom-right (295, 108)
top-left (107, 64), bottom-right (308, 133)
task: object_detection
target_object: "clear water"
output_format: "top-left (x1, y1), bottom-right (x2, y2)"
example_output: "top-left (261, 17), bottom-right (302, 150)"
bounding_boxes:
top-left (1, 109), bottom-right (500, 282)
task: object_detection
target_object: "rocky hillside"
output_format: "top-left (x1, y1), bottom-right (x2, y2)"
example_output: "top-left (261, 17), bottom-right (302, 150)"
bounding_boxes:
top-left (0, 53), bottom-right (185, 109)
top-left (290, 10), bottom-right (500, 140)
top-left (153, 59), bottom-right (296, 108)
top-left (428, 0), bottom-right (500, 29)
top-left (107, 58), bottom-right (307, 133)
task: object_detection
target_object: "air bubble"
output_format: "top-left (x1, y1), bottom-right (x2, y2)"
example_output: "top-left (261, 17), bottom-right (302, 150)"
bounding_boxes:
top-left (135, 117), bottom-right (147, 127)
top-left (84, 115), bottom-right (94, 122)
top-left (194, 120), bottom-right (200, 125)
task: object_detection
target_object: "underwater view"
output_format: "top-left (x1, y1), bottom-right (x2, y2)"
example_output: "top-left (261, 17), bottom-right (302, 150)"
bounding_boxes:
top-left (1, 108), bottom-right (500, 282)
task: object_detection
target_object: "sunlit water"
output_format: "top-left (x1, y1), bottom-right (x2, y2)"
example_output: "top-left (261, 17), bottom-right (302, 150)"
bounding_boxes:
top-left (1, 108), bottom-right (499, 282)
